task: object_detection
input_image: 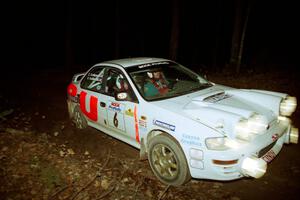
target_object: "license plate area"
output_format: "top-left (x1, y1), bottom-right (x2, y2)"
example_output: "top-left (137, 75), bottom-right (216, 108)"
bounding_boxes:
top-left (258, 141), bottom-right (276, 157)
top-left (262, 149), bottom-right (276, 163)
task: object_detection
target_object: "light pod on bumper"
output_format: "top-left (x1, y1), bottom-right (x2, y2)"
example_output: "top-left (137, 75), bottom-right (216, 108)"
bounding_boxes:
top-left (280, 96), bottom-right (297, 116)
top-left (241, 156), bottom-right (267, 178)
top-left (235, 114), bottom-right (268, 141)
top-left (290, 126), bottom-right (299, 144)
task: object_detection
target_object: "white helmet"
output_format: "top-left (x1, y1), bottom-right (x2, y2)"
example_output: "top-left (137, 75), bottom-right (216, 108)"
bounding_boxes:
top-left (147, 71), bottom-right (162, 79)
top-left (147, 72), bottom-right (154, 78)
top-left (116, 74), bottom-right (125, 89)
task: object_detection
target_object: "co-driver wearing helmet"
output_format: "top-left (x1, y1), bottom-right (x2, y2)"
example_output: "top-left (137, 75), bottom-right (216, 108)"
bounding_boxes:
top-left (144, 71), bottom-right (169, 97)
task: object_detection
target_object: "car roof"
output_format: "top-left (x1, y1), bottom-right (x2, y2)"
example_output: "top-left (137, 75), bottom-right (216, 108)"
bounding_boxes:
top-left (99, 57), bottom-right (171, 68)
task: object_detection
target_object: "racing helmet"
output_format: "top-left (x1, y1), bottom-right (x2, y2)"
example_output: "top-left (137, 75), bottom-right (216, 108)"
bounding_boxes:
top-left (147, 71), bottom-right (162, 79)
top-left (147, 72), bottom-right (154, 78)
top-left (116, 74), bottom-right (125, 90)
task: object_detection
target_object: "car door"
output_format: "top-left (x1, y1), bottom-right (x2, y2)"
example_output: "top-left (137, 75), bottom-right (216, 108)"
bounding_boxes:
top-left (103, 68), bottom-right (142, 144)
top-left (79, 66), bottom-right (108, 127)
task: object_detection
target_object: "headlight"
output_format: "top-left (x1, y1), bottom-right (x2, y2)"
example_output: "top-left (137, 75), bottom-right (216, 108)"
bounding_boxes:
top-left (280, 96), bottom-right (297, 116)
top-left (206, 137), bottom-right (229, 150)
top-left (235, 118), bottom-right (251, 141)
top-left (235, 114), bottom-right (268, 141)
top-left (205, 137), bottom-right (240, 150)
top-left (241, 156), bottom-right (267, 178)
top-left (247, 113), bottom-right (268, 133)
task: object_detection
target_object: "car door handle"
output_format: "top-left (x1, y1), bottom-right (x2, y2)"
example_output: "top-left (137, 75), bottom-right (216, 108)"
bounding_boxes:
top-left (100, 102), bottom-right (106, 107)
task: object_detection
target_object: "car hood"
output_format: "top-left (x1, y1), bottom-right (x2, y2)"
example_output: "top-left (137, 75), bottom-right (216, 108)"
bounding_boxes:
top-left (151, 85), bottom-right (281, 138)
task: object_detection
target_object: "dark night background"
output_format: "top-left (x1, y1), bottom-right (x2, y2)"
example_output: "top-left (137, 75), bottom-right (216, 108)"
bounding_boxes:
top-left (2, 0), bottom-right (299, 73)
top-left (1, 1), bottom-right (300, 199)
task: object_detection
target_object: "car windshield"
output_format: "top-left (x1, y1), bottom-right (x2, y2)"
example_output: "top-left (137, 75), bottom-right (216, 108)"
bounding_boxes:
top-left (126, 61), bottom-right (212, 101)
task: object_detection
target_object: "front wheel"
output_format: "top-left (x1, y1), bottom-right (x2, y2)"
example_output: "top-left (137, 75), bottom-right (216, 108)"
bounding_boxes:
top-left (148, 134), bottom-right (191, 186)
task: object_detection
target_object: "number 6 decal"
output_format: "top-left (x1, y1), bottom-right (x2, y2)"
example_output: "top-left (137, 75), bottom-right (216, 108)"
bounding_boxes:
top-left (113, 112), bottom-right (118, 127)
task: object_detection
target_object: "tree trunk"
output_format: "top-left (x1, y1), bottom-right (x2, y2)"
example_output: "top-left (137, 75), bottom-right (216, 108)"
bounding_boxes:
top-left (114, 0), bottom-right (120, 59)
top-left (212, 0), bottom-right (222, 71)
top-left (229, 0), bottom-right (242, 73)
top-left (169, 0), bottom-right (180, 60)
top-left (236, 2), bottom-right (251, 73)
top-left (65, 0), bottom-right (73, 73)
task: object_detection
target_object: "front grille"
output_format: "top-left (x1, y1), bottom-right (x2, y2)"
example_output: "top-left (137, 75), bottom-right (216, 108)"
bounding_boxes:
top-left (258, 141), bottom-right (276, 157)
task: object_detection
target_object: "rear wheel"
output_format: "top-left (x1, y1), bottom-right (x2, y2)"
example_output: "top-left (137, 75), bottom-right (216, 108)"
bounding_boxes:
top-left (73, 106), bottom-right (87, 129)
top-left (148, 134), bottom-right (191, 186)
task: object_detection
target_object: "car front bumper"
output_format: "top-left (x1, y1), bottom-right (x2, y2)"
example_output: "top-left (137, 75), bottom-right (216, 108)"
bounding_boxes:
top-left (188, 119), bottom-right (298, 181)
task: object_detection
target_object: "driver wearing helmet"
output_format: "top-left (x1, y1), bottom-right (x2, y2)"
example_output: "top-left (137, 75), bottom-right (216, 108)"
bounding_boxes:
top-left (115, 74), bottom-right (134, 101)
top-left (116, 75), bottom-right (129, 92)
top-left (144, 70), bottom-right (169, 97)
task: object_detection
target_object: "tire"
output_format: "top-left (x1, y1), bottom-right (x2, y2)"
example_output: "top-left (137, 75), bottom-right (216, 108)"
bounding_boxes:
top-left (148, 134), bottom-right (191, 186)
top-left (72, 106), bottom-right (88, 129)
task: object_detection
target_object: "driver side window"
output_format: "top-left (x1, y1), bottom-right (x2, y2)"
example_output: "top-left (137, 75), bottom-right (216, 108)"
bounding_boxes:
top-left (104, 69), bottom-right (138, 103)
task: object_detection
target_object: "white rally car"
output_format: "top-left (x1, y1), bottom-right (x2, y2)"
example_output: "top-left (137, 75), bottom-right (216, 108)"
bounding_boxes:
top-left (67, 57), bottom-right (298, 186)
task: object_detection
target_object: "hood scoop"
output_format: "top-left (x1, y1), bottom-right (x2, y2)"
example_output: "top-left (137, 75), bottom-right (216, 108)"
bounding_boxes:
top-left (192, 90), bottom-right (232, 103)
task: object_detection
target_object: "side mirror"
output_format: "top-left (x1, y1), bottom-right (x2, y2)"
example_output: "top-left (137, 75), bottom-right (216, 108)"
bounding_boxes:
top-left (115, 92), bottom-right (128, 101)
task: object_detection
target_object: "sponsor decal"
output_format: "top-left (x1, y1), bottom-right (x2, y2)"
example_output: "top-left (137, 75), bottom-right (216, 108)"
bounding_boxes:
top-left (153, 120), bottom-right (175, 131)
top-left (180, 134), bottom-right (202, 146)
top-left (138, 61), bottom-right (169, 69)
top-left (262, 149), bottom-right (276, 163)
top-left (108, 102), bottom-right (122, 112)
top-left (86, 73), bottom-right (103, 82)
top-left (139, 119), bottom-right (147, 128)
top-left (272, 133), bottom-right (279, 141)
top-left (111, 102), bottom-right (120, 107)
top-left (79, 91), bottom-right (98, 121)
top-left (182, 134), bottom-right (200, 141)
top-left (125, 109), bottom-right (134, 117)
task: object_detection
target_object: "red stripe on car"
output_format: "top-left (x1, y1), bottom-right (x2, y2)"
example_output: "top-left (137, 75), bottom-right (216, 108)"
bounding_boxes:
top-left (79, 91), bottom-right (98, 121)
top-left (134, 105), bottom-right (140, 143)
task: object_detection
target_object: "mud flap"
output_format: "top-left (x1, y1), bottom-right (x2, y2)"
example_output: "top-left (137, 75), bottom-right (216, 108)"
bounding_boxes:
top-left (67, 100), bottom-right (74, 119)
top-left (139, 138), bottom-right (147, 160)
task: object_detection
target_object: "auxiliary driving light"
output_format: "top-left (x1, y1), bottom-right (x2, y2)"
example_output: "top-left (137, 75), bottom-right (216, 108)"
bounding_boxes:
top-left (235, 114), bottom-right (268, 141)
top-left (290, 126), bottom-right (299, 144)
top-left (280, 96), bottom-right (297, 116)
top-left (241, 156), bottom-right (267, 179)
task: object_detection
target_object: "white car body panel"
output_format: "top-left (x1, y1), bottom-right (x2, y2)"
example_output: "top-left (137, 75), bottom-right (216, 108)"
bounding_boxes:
top-left (67, 57), bottom-right (297, 182)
